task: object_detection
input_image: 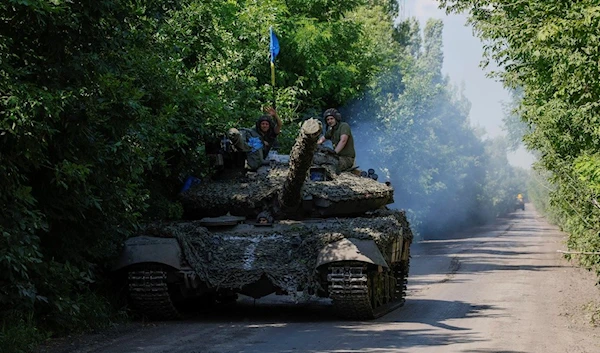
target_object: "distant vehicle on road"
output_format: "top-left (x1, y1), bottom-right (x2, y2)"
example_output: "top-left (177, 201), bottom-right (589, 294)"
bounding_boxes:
top-left (515, 193), bottom-right (525, 211)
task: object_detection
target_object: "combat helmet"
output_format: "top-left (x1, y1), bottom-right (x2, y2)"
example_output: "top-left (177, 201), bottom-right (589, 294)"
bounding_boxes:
top-left (255, 115), bottom-right (274, 132)
top-left (323, 108), bottom-right (342, 122)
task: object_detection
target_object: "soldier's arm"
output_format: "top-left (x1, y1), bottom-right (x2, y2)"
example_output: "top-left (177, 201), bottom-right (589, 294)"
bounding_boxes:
top-left (264, 106), bottom-right (283, 134)
top-left (335, 134), bottom-right (349, 154)
top-left (335, 123), bottom-right (351, 153)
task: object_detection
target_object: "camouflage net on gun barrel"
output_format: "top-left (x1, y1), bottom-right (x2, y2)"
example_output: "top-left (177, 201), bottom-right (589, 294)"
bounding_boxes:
top-left (142, 209), bottom-right (412, 296)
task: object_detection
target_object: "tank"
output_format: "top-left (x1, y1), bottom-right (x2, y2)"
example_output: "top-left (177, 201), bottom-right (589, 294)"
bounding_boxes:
top-left (113, 118), bottom-right (413, 320)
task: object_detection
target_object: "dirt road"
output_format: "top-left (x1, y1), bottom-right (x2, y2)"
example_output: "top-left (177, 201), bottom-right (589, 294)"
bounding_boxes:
top-left (43, 205), bottom-right (600, 353)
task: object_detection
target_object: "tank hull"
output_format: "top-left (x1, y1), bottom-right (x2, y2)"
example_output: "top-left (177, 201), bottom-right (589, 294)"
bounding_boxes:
top-left (114, 211), bottom-right (412, 320)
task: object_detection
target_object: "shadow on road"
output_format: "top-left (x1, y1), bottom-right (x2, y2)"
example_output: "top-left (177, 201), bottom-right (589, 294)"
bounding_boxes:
top-left (147, 298), bottom-right (502, 352)
top-left (41, 297), bottom-right (520, 353)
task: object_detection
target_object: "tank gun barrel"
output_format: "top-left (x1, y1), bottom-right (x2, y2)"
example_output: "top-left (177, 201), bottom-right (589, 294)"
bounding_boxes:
top-left (278, 118), bottom-right (321, 212)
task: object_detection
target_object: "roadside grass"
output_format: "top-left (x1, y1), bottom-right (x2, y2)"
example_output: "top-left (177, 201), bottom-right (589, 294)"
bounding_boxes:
top-left (1, 287), bottom-right (128, 353)
top-left (583, 301), bottom-right (600, 327)
top-left (0, 311), bottom-right (48, 353)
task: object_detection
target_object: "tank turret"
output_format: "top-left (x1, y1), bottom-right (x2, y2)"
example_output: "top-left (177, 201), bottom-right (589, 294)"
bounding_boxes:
top-left (113, 118), bottom-right (413, 320)
top-left (179, 118), bottom-right (394, 219)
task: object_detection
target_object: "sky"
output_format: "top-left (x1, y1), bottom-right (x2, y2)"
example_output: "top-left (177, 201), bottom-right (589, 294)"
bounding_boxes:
top-left (404, 0), bottom-right (535, 169)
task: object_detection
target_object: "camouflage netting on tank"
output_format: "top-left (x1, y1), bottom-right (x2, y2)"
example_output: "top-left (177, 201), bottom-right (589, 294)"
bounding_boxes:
top-left (141, 210), bottom-right (411, 295)
top-left (303, 173), bottom-right (391, 202)
top-left (179, 166), bottom-right (394, 218)
top-left (312, 145), bottom-right (338, 167)
top-left (179, 169), bottom-right (285, 217)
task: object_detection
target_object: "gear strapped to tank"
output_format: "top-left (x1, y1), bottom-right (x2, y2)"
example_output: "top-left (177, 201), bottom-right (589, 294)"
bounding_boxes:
top-left (227, 128), bottom-right (265, 170)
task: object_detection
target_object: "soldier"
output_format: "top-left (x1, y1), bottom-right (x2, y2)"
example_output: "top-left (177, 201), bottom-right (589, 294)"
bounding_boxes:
top-left (317, 108), bottom-right (355, 172)
top-left (256, 106), bottom-right (282, 158)
top-left (227, 107), bottom-right (282, 171)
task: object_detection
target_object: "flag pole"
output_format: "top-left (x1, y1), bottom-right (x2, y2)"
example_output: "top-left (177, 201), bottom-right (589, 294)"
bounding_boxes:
top-left (269, 26), bottom-right (279, 109)
top-left (271, 61), bottom-right (276, 109)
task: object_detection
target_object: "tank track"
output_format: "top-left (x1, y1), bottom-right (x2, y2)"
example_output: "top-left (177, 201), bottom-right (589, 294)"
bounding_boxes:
top-left (328, 261), bottom-right (408, 320)
top-left (127, 268), bottom-right (181, 320)
top-left (328, 265), bottom-right (373, 320)
top-left (395, 245), bottom-right (410, 301)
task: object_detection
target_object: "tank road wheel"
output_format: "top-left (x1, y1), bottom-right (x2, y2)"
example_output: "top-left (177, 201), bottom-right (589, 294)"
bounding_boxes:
top-left (127, 267), bottom-right (182, 320)
top-left (328, 262), bottom-right (407, 320)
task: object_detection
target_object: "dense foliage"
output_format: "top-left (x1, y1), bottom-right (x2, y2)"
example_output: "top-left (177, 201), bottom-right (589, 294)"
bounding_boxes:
top-left (441, 1), bottom-right (600, 274)
top-left (1, 0), bottom-right (523, 351)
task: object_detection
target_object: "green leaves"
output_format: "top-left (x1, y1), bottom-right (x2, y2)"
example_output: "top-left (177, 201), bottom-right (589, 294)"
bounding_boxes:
top-left (0, 0), bottom-right (208, 331)
top-left (574, 155), bottom-right (600, 195)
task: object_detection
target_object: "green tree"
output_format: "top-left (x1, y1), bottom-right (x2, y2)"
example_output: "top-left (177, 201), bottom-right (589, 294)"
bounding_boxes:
top-left (1, 0), bottom-right (208, 344)
top-left (502, 89), bottom-right (530, 152)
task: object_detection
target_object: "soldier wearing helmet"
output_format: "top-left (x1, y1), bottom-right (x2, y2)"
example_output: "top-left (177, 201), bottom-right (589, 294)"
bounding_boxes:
top-left (255, 106), bottom-right (282, 158)
top-left (317, 108), bottom-right (355, 172)
top-left (227, 106), bottom-right (282, 171)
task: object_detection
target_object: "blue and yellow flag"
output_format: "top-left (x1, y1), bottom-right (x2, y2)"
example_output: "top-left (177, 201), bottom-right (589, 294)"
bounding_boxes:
top-left (269, 27), bottom-right (279, 86)
top-left (270, 27), bottom-right (280, 63)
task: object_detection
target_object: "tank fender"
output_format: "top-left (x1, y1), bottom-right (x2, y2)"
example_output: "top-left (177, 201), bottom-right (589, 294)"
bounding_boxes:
top-left (112, 236), bottom-right (184, 271)
top-left (316, 238), bottom-right (389, 269)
